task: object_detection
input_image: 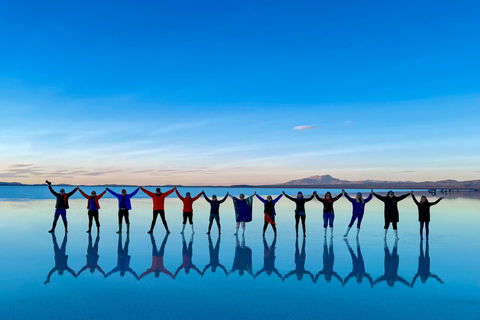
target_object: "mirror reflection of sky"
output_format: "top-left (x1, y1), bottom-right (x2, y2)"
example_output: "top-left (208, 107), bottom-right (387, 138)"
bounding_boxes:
top-left (1, 187), bottom-right (479, 319)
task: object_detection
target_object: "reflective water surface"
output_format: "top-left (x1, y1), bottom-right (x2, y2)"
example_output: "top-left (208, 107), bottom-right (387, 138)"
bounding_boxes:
top-left (0, 187), bottom-right (479, 319)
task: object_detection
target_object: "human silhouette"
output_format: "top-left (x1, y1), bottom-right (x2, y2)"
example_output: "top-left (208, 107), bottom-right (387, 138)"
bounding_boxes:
top-left (373, 239), bottom-right (410, 288)
top-left (105, 234), bottom-right (139, 279)
top-left (174, 233), bottom-right (202, 278)
top-left (411, 240), bottom-right (444, 287)
top-left (44, 233), bottom-right (76, 284)
top-left (229, 234), bottom-right (254, 277)
top-left (202, 235), bottom-right (228, 276)
top-left (255, 236), bottom-right (282, 279)
top-left (139, 234), bottom-right (174, 279)
top-left (77, 233), bottom-right (105, 277)
top-left (315, 238), bottom-right (343, 284)
top-left (343, 239), bottom-right (373, 286)
top-left (283, 237), bottom-right (314, 282)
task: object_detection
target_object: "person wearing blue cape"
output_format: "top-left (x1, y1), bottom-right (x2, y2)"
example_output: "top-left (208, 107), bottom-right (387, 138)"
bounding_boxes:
top-left (256, 194), bottom-right (282, 236)
top-left (229, 193), bottom-right (255, 235)
top-left (106, 187), bottom-right (139, 234)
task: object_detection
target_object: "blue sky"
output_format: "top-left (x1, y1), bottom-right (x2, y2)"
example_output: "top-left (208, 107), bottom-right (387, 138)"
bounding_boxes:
top-left (0, 0), bottom-right (479, 185)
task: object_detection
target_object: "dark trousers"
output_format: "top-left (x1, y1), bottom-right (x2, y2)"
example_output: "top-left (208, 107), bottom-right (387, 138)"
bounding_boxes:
top-left (118, 209), bottom-right (130, 224)
top-left (151, 210), bottom-right (169, 231)
top-left (384, 221), bottom-right (398, 230)
top-left (208, 214), bottom-right (221, 231)
top-left (183, 212), bottom-right (193, 224)
top-left (88, 210), bottom-right (100, 229)
top-left (348, 215), bottom-right (363, 228)
top-left (295, 214), bottom-right (306, 235)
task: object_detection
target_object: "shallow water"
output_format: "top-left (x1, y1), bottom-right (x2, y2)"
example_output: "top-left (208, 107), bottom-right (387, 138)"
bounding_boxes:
top-left (0, 186), bottom-right (479, 319)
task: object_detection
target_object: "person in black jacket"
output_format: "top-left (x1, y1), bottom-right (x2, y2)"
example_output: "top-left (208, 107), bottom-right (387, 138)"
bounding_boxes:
top-left (315, 191), bottom-right (343, 238)
top-left (412, 193), bottom-right (443, 240)
top-left (46, 180), bottom-right (78, 233)
top-left (373, 190), bottom-right (411, 240)
top-left (283, 191), bottom-right (314, 237)
top-left (203, 192), bottom-right (229, 234)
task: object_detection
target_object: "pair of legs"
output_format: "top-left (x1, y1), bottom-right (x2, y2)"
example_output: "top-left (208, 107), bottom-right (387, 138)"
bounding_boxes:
top-left (148, 210), bottom-right (169, 233)
top-left (323, 212), bottom-right (334, 238)
top-left (343, 215), bottom-right (363, 238)
top-left (49, 209), bottom-right (67, 233)
top-left (207, 214), bottom-right (221, 234)
top-left (384, 221), bottom-right (399, 239)
top-left (117, 209), bottom-right (130, 234)
top-left (263, 215), bottom-right (277, 236)
top-left (419, 221), bottom-right (430, 240)
top-left (181, 212), bottom-right (194, 234)
top-left (234, 221), bottom-right (245, 235)
top-left (87, 210), bottom-right (100, 233)
top-left (295, 214), bottom-right (306, 237)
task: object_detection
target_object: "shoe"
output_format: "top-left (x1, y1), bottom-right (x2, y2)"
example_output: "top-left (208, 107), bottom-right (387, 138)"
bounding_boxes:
top-left (147, 230), bottom-right (153, 234)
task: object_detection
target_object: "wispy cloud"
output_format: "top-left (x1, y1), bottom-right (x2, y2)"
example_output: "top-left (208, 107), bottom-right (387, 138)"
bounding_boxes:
top-left (293, 125), bottom-right (317, 130)
top-left (392, 170), bottom-right (415, 174)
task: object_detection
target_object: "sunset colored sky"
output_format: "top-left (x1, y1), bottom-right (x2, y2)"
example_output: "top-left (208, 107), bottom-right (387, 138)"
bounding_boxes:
top-left (0, 1), bottom-right (479, 185)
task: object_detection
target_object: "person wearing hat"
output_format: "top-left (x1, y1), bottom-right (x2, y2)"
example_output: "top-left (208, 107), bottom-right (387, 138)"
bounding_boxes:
top-left (46, 180), bottom-right (78, 233)
top-left (140, 186), bottom-right (176, 234)
top-left (175, 189), bottom-right (203, 234)
top-left (77, 187), bottom-right (107, 233)
top-left (343, 189), bottom-right (373, 238)
top-left (373, 189), bottom-right (411, 240)
top-left (203, 191), bottom-right (229, 234)
top-left (314, 190), bottom-right (343, 238)
top-left (106, 187), bottom-right (140, 234)
top-left (282, 191), bottom-right (315, 237)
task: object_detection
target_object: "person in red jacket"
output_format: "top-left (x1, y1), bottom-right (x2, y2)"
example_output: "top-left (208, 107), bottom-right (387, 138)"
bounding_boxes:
top-left (175, 189), bottom-right (203, 234)
top-left (78, 187), bottom-right (107, 233)
top-left (140, 186), bottom-right (176, 234)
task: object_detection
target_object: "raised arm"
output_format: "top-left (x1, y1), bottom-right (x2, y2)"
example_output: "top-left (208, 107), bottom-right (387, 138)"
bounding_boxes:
top-left (397, 192), bottom-right (411, 201)
top-left (255, 194), bottom-right (266, 204)
top-left (97, 189), bottom-right (107, 199)
top-left (431, 197), bottom-right (444, 206)
top-left (412, 194), bottom-right (420, 205)
top-left (314, 193), bottom-right (325, 203)
top-left (48, 184), bottom-right (58, 196)
top-left (202, 191), bottom-right (212, 203)
top-left (67, 188), bottom-right (78, 197)
top-left (139, 187), bottom-right (155, 197)
top-left (305, 194), bottom-right (315, 202)
top-left (175, 189), bottom-right (184, 200)
top-left (78, 188), bottom-right (89, 199)
top-left (373, 192), bottom-right (387, 201)
top-left (343, 192), bottom-right (354, 202)
top-left (273, 194), bottom-right (283, 203)
top-left (192, 192), bottom-right (203, 201)
top-left (218, 193), bottom-right (229, 203)
top-left (332, 193), bottom-right (343, 202)
top-left (164, 187), bottom-right (176, 197)
top-left (364, 193), bottom-right (373, 203)
top-left (128, 188), bottom-right (140, 198)
top-left (282, 191), bottom-right (296, 201)
top-left (106, 188), bottom-right (120, 198)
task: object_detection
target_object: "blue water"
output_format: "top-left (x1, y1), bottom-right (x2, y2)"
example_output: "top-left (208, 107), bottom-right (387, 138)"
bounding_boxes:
top-left (0, 186), bottom-right (479, 319)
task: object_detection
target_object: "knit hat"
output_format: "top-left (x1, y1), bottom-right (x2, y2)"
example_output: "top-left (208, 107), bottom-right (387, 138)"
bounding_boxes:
top-left (59, 189), bottom-right (65, 192)
top-left (356, 192), bottom-right (362, 197)
top-left (121, 189), bottom-right (126, 193)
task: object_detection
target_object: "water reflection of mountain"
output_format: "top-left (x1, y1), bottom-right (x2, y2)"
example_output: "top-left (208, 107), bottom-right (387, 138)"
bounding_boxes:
top-left (373, 240), bottom-right (410, 288)
top-left (105, 234), bottom-right (139, 279)
top-left (411, 240), bottom-right (444, 287)
top-left (255, 236), bottom-right (282, 279)
top-left (315, 238), bottom-right (343, 284)
top-left (45, 233), bottom-right (76, 284)
top-left (229, 234), bottom-right (254, 277)
top-left (140, 234), bottom-right (174, 279)
top-left (343, 239), bottom-right (373, 286)
top-left (202, 235), bottom-right (228, 276)
top-left (174, 233), bottom-right (201, 277)
top-left (283, 237), bottom-right (314, 282)
top-left (77, 233), bottom-right (105, 277)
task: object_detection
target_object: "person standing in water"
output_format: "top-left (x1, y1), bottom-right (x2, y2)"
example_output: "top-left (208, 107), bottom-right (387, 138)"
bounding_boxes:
top-left (373, 190), bottom-right (411, 240)
top-left (46, 180), bottom-right (78, 233)
top-left (230, 193), bottom-right (255, 235)
top-left (106, 187), bottom-right (140, 234)
top-left (256, 194), bottom-right (282, 236)
top-left (140, 186), bottom-right (176, 234)
top-left (282, 191), bottom-right (314, 237)
top-left (412, 193), bottom-right (444, 240)
top-left (314, 191), bottom-right (343, 238)
top-left (343, 189), bottom-right (373, 239)
top-left (203, 191), bottom-right (229, 234)
top-left (175, 189), bottom-right (203, 234)
top-left (77, 187), bottom-right (107, 233)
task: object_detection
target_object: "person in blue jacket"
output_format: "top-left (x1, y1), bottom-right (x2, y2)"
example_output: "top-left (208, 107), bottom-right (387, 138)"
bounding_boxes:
top-left (106, 187), bottom-right (139, 234)
top-left (343, 189), bottom-right (373, 239)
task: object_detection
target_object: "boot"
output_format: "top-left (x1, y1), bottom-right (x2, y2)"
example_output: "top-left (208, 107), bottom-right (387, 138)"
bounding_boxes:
top-left (330, 227), bottom-right (334, 238)
top-left (356, 228), bottom-right (360, 238)
top-left (48, 222), bottom-right (57, 233)
top-left (126, 223), bottom-right (130, 234)
top-left (64, 222), bottom-right (68, 233)
top-left (384, 229), bottom-right (388, 239)
top-left (343, 227), bottom-right (351, 238)
top-left (116, 223), bottom-right (122, 234)
top-left (323, 227), bottom-right (327, 238)
top-left (394, 229), bottom-right (399, 240)
top-left (147, 221), bottom-right (155, 234)
top-left (191, 224), bottom-right (195, 234)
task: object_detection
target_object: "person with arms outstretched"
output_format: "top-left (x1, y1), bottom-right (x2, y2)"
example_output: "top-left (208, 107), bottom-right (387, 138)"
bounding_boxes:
top-left (139, 233), bottom-right (174, 279)
top-left (174, 233), bottom-right (202, 278)
top-left (44, 233), bottom-right (76, 284)
top-left (202, 235), bottom-right (228, 276)
top-left (255, 236), bottom-right (282, 279)
top-left (343, 239), bottom-right (373, 286)
top-left (373, 239), bottom-right (410, 288)
top-left (412, 193), bottom-right (443, 240)
top-left (229, 234), bottom-right (254, 277)
top-left (106, 187), bottom-right (139, 234)
top-left (343, 189), bottom-right (373, 239)
top-left (315, 190), bottom-right (343, 238)
top-left (411, 240), bottom-right (444, 287)
top-left (203, 191), bottom-right (228, 234)
top-left (230, 193), bottom-right (255, 235)
top-left (140, 186), bottom-right (176, 234)
top-left (105, 233), bottom-right (139, 279)
top-left (315, 237), bottom-right (343, 285)
top-left (77, 187), bottom-right (107, 233)
top-left (256, 194), bottom-right (282, 236)
top-left (373, 190), bottom-right (410, 240)
top-left (175, 189), bottom-right (203, 234)
top-left (77, 233), bottom-right (105, 277)
top-left (283, 237), bottom-right (314, 282)
top-left (282, 191), bottom-right (314, 237)
top-left (46, 180), bottom-right (78, 233)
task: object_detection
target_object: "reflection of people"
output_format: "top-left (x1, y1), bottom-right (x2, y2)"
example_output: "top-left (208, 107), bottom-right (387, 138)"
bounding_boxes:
top-left (283, 237), bottom-right (314, 282)
top-left (373, 190), bottom-right (410, 240)
top-left (256, 194), bottom-right (282, 236)
top-left (44, 233), bottom-right (76, 284)
top-left (105, 234), bottom-right (139, 279)
top-left (140, 186), bottom-right (176, 234)
top-left (411, 240), bottom-right (444, 287)
top-left (46, 180), bottom-right (78, 233)
top-left (174, 233), bottom-right (202, 277)
top-left (229, 234), bottom-right (254, 277)
top-left (202, 235), bottom-right (228, 276)
top-left (139, 234), bottom-right (173, 279)
top-left (175, 190), bottom-right (203, 234)
top-left (343, 239), bottom-right (373, 286)
top-left (314, 191), bottom-right (343, 238)
top-left (282, 191), bottom-right (314, 237)
top-left (203, 192), bottom-right (229, 235)
top-left (373, 239), bottom-right (410, 287)
top-left (78, 188), bottom-right (107, 233)
top-left (343, 190), bottom-right (373, 239)
top-left (255, 236), bottom-right (282, 279)
top-left (106, 188), bottom-right (140, 234)
top-left (412, 194), bottom-right (443, 240)
top-left (315, 238), bottom-right (343, 284)
top-left (77, 233), bottom-right (105, 277)
top-left (230, 193), bottom-right (255, 235)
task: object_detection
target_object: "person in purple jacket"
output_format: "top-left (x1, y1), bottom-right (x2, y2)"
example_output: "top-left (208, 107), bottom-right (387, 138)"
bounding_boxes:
top-left (106, 187), bottom-right (139, 234)
top-left (343, 189), bottom-right (373, 239)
